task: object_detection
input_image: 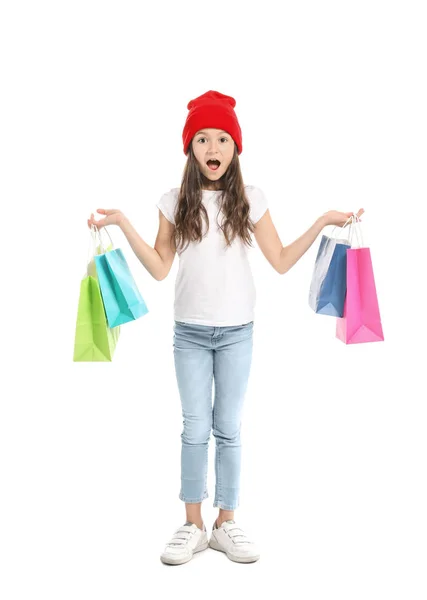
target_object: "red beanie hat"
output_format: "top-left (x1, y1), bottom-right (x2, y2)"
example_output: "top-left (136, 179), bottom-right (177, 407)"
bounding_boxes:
top-left (182, 90), bottom-right (243, 156)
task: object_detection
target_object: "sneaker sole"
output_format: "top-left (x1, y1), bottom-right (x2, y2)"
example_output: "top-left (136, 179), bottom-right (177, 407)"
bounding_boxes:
top-left (160, 541), bottom-right (209, 565)
top-left (208, 537), bottom-right (260, 563)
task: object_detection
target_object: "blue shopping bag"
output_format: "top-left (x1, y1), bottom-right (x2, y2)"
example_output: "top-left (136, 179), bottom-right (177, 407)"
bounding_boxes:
top-left (93, 226), bottom-right (149, 327)
top-left (308, 219), bottom-right (354, 317)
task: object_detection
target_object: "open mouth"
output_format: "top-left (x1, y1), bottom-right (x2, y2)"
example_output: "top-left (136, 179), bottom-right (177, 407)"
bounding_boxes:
top-left (207, 159), bottom-right (221, 171)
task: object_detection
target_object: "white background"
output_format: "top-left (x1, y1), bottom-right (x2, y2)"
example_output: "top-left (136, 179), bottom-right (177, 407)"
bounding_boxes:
top-left (1, 0), bottom-right (426, 598)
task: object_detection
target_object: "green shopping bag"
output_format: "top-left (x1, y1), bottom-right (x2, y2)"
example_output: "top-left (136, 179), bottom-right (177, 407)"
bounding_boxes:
top-left (73, 226), bottom-right (120, 361)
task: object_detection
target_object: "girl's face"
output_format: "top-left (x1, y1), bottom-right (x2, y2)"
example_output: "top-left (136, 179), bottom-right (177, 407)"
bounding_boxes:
top-left (191, 128), bottom-right (235, 183)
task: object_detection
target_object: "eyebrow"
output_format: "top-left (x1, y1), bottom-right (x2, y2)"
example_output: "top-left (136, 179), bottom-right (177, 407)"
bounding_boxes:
top-left (196, 131), bottom-right (228, 136)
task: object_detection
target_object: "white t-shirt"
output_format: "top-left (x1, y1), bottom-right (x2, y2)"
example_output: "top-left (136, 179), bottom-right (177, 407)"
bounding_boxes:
top-left (156, 185), bottom-right (268, 326)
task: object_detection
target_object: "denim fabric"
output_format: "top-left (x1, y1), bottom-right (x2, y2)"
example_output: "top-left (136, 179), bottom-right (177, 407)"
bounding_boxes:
top-left (173, 320), bottom-right (254, 510)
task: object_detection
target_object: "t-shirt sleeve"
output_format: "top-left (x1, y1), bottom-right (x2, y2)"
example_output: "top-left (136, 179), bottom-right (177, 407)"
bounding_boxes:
top-left (156, 189), bottom-right (177, 225)
top-left (247, 186), bottom-right (269, 224)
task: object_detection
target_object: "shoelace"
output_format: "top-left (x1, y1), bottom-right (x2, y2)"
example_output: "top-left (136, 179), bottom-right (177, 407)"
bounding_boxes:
top-left (166, 525), bottom-right (196, 547)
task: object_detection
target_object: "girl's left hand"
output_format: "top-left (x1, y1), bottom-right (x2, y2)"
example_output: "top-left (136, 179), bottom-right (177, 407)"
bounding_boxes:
top-left (321, 207), bottom-right (365, 227)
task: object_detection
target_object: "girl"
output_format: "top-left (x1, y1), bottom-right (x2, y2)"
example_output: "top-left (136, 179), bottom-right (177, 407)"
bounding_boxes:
top-left (87, 90), bottom-right (363, 565)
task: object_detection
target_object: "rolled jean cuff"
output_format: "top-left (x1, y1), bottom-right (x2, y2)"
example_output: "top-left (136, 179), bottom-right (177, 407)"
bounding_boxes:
top-left (213, 501), bottom-right (239, 510)
top-left (179, 490), bottom-right (208, 503)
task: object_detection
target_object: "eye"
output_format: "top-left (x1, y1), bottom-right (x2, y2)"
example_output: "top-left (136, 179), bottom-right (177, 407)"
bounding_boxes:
top-left (197, 136), bottom-right (228, 143)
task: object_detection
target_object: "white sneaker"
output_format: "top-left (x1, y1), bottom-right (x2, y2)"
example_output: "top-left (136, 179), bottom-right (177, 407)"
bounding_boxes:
top-left (209, 519), bottom-right (260, 563)
top-left (160, 522), bottom-right (209, 565)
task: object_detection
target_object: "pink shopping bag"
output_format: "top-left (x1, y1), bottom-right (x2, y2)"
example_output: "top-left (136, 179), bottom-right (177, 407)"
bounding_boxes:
top-left (336, 246), bottom-right (384, 344)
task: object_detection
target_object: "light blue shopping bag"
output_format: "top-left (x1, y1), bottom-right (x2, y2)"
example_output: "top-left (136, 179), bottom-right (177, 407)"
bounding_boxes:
top-left (308, 218), bottom-right (355, 317)
top-left (93, 226), bottom-right (149, 328)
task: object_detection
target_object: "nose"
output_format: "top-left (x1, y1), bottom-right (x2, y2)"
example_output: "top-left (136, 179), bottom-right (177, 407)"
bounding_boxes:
top-left (206, 140), bottom-right (221, 154)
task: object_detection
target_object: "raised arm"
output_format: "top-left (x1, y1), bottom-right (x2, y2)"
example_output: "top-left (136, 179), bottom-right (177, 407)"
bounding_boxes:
top-left (88, 208), bottom-right (176, 281)
top-left (120, 210), bottom-right (176, 281)
top-left (253, 208), bottom-right (364, 275)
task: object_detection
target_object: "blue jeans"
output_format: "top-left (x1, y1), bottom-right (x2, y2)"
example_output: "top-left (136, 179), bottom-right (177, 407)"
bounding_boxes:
top-left (173, 320), bottom-right (254, 510)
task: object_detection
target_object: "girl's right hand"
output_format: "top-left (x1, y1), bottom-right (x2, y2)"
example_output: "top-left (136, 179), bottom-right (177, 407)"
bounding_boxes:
top-left (87, 209), bottom-right (126, 230)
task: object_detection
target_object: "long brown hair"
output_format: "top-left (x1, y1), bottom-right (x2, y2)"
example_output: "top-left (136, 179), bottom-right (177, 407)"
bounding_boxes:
top-left (173, 143), bottom-right (255, 254)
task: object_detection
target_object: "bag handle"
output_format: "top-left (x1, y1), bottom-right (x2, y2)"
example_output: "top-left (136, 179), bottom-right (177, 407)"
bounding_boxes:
top-left (85, 225), bottom-right (99, 267)
top-left (86, 224), bottom-right (115, 268)
top-left (329, 215), bottom-right (355, 243)
top-left (349, 214), bottom-right (364, 248)
top-left (316, 217), bottom-right (354, 262)
top-left (94, 224), bottom-right (114, 251)
top-left (329, 213), bottom-right (364, 248)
